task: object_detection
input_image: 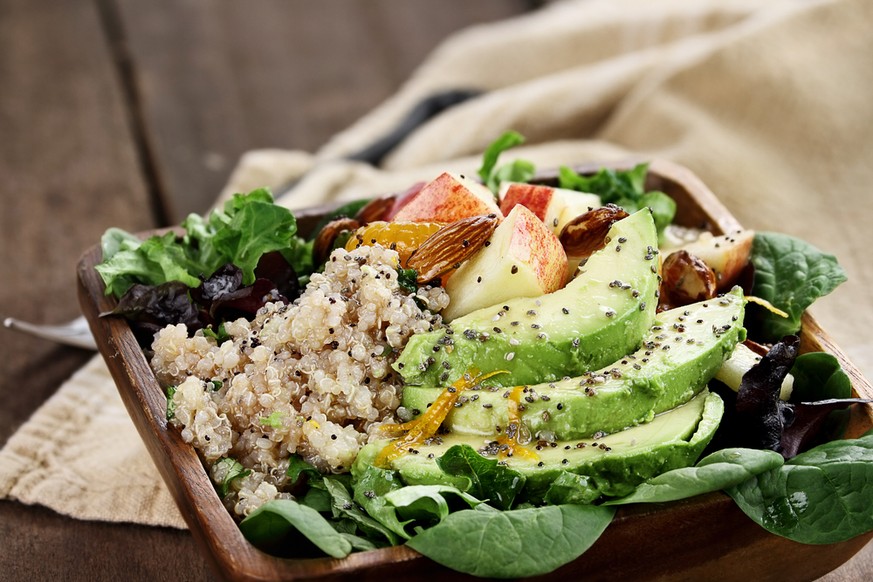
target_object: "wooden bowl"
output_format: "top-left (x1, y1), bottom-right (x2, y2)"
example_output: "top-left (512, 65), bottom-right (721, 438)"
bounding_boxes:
top-left (77, 160), bottom-right (873, 581)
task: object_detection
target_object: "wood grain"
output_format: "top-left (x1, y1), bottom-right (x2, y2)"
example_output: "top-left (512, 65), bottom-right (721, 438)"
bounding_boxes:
top-left (0, 0), bottom-right (154, 440)
top-left (76, 162), bottom-right (873, 581)
top-left (114, 0), bottom-right (533, 221)
top-left (0, 0), bottom-right (174, 580)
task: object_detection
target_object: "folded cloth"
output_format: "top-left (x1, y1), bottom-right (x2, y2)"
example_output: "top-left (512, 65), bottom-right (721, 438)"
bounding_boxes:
top-left (1, 0), bottom-right (870, 528)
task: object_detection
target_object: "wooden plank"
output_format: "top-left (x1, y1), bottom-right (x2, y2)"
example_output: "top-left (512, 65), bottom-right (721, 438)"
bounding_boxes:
top-left (115, 0), bottom-right (533, 220)
top-left (0, 0), bottom-right (154, 443)
top-left (0, 0), bottom-right (193, 579)
top-left (0, 502), bottom-right (210, 581)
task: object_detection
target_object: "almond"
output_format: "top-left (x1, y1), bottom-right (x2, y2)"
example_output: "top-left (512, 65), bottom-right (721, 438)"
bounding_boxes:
top-left (659, 250), bottom-right (717, 311)
top-left (407, 214), bottom-right (500, 283)
top-left (354, 195), bottom-right (397, 224)
top-left (312, 217), bottom-right (361, 265)
top-left (559, 204), bottom-right (629, 259)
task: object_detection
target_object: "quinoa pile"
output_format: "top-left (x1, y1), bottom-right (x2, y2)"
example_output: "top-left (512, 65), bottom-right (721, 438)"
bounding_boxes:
top-left (150, 245), bottom-right (449, 517)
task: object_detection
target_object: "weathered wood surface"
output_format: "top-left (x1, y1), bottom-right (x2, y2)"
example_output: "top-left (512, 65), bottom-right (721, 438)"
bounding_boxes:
top-left (0, 0), bottom-right (869, 579)
top-left (0, 0), bottom-right (528, 580)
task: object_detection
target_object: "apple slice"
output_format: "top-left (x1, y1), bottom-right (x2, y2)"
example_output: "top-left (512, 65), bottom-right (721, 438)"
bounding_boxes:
top-left (679, 229), bottom-right (754, 290)
top-left (442, 205), bottom-right (568, 321)
top-left (392, 172), bottom-right (501, 223)
top-left (497, 182), bottom-right (601, 235)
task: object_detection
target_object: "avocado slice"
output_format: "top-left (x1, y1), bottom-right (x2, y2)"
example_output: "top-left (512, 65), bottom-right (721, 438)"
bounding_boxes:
top-left (356, 390), bottom-right (723, 504)
top-left (394, 209), bottom-right (660, 388)
top-left (402, 288), bottom-right (745, 440)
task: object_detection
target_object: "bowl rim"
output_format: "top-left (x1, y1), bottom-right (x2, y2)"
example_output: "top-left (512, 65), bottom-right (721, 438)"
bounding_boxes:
top-left (76, 159), bottom-right (873, 581)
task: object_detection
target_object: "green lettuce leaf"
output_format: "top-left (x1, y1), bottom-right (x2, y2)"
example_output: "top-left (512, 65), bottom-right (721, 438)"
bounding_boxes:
top-left (558, 164), bottom-right (676, 235)
top-left (478, 131), bottom-right (534, 193)
top-left (96, 188), bottom-right (302, 297)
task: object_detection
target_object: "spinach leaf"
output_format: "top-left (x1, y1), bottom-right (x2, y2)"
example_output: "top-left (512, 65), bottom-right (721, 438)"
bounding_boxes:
top-left (436, 445), bottom-right (526, 510)
top-left (240, 499), bottom-right (352, 558)
top-left (286, 454), bottom-right (321, 484)
top-left (543, 471), bottom-right (601, 505)
top-left (790, 352), bottom-right (852, 402)
top-left (406, 504), bottom-right (615, 578)
top-left (477, 131), bottom-right (532, 193)
top-left (749, 233), bottom-right (847, 340)
top-left (352, 464), bottom-right (411, 539)
top-left (383, 484), bottom-right (482, 528)
top-left (726, 432), bottom-right (873, 544)
top-left (781, 352), bottom-right (855, 452)
top-left (604, 448), bottom-right (784, 505)
top-left (322, 476), bottom-right (399, 545)
top-left (299, 485), bottom-right (332, 513)
top-left (340, 532), bottom-right (380, 552)
top-left (558, 164), bottom-right (675, 234)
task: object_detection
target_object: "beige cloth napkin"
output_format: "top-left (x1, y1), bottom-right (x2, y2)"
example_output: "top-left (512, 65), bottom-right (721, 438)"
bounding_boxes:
top-left (1, 0), bottom-right (871, 529)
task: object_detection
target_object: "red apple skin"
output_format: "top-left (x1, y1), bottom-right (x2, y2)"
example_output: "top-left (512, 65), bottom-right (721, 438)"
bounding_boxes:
top-left (392, 172), bottom-right (501, 223)
top-left (384, 181), bottom-right (425, 221)
top-left (499, 182), bottom-right (601, 235)
top-left (507, 205), bottom-right (568, 293)
top-left (499, 183), bottom-right (555, 221)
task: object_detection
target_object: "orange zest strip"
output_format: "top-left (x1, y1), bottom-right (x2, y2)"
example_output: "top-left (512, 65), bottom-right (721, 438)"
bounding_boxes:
top-left (745, 295), bottom-right (789, 318)
top-left (374, 369), bottom-right (506, 467)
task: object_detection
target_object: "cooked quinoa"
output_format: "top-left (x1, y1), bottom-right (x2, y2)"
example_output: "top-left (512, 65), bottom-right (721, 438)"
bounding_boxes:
top-left (150, 245), bottom-right (449, 517)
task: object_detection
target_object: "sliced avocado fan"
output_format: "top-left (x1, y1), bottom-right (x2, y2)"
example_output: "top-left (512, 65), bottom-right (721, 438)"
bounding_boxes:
top-left (402, 287), bottom-right (745, 441)
top-left (356, 389), bottom-right (724, 505)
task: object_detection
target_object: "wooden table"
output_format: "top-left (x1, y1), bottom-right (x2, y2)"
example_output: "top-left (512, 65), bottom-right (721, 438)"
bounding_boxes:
top-left (1, 1), bottom-right (869, 580)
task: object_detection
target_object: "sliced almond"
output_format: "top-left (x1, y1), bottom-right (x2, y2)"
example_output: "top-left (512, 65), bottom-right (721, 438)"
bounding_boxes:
top-left (559, 204), bottom-right (629, 260)
top-left (659, 250), bottom-right (717, 310)
top-left (312, 217), bottom-right (361, 265)
top-left (407, 214), bottom-right (500, 283)
top-left (354, 195), bottom-right (397, 224)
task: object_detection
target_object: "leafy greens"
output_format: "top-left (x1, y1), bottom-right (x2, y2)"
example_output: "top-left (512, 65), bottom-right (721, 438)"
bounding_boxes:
top-left (96, 188), bottom-right (308, 297)
top-left (749, 232), bottom-right (847, 340)
top-left (477, 130), bottom-right (536, 194)
top-left (558, 164), bottom-right (676, 234)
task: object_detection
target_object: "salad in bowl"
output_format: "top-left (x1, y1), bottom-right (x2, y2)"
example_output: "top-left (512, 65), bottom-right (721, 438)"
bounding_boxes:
top-left (84, 132), bottom-right (873, 579)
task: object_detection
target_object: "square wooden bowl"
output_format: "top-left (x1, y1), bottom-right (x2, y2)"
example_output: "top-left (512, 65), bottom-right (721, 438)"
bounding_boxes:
top-left (77, 160), bottom-right (873, 581)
